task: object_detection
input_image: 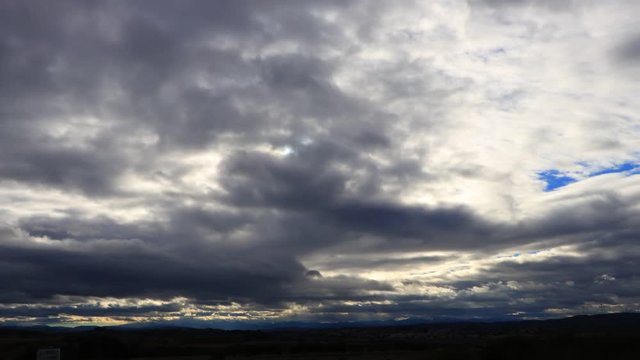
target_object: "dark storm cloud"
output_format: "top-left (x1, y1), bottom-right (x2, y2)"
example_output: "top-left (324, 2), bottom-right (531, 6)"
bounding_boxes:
top-left (0, 224), bottom-right (393, 306)
top-left (258, 54), bottom-right (364, 121)
top-left (444, 254), bottom-right (640, 314)
top-left (0, 0), bottom-right (402, 195)
top-left (0, 0), bottom-right (355, 194)
top-left (510, 190), bottom-right (640, 253)
top-left (219, 148), bottom-right (350, 209)
top-left (19, 215), bottom-right (146, 241)
top-left (218, 145), bottom-right (499, 253)
top-left (0, 145), bottom-right (126, 195)
top-left (326, 201), bottom-right (484, 242)
top-left (0, 1), bottom-right (143, 194)
top-left (303, 249), bottom-right (640, 321)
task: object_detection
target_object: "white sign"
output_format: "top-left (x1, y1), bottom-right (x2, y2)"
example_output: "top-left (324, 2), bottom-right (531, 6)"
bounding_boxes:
top-left (37, 348), bottom-right (60, 360)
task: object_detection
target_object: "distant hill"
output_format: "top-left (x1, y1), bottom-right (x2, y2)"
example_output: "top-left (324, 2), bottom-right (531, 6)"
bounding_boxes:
top-left (2, 313), bottom-right (639, 360)
top-left (3, 312), bottom-right (640, 332)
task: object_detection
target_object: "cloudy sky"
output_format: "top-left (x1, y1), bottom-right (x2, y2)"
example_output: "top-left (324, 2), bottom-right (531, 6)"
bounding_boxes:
top-left (1, 0), bottom-right (640, 327)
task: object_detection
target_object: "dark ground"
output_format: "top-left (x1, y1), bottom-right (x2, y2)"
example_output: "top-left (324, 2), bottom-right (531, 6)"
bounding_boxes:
top-left (2, 313), bottom-right (640, 360)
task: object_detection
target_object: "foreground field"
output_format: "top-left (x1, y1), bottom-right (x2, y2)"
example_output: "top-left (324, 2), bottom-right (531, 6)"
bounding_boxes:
top-left (2, 313), bottom-right (640, 360)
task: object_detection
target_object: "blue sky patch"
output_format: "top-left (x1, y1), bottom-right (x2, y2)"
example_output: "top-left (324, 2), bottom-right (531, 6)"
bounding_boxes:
top-left (539, 161), bottom-right (640, 192)
top-left (538, 170), bottom-right (577, 191)
top-left (588, 162), bottom-right (640, 177)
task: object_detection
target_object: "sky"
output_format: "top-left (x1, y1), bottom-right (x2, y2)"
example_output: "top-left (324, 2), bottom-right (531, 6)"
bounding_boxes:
top-left (1, 0), bottom-right (640, 327)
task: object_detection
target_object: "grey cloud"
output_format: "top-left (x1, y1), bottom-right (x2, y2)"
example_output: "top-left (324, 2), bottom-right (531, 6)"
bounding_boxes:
top-left (470, 0), bottom-right (576, 11)
top-left (615, 35), bottom-right (640, 64)
top-left (258, 54), bottom-right (363, 120)
top-left (0, 303), bottom-right (182, 319)
top-left (0, 0), bottom-right (408, 198)
top-left (0, 0), bottom-right (354, 194)
top-left (428, 239), bottom-right (640, 315)
top-left (219, 149), bottom-right (350, 209)
top-left (19, 215), bottom-right (145, 242)
top-left (0, 224), bottom-right (300, 303)
top-left (218, 147), bottom-right (497, 252)
top-left (513, 190), bottom-right (640, 247)
top-left (0, 145), bottom-right (126, 195)
top-left (0, 218), bottom-right (396, 308)
top-left (314, 255), bottom-right (452, 272)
